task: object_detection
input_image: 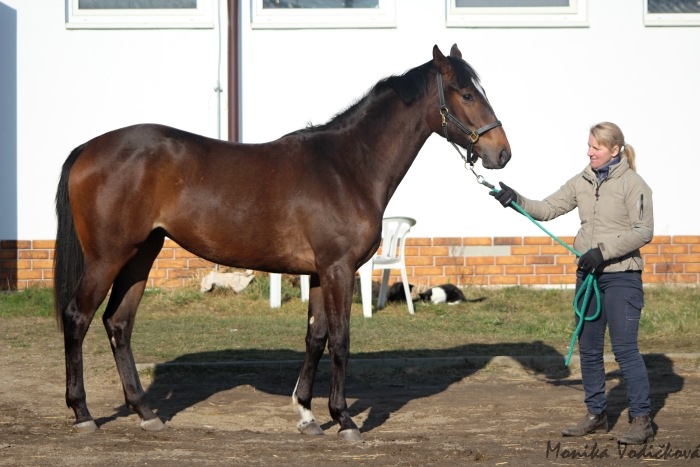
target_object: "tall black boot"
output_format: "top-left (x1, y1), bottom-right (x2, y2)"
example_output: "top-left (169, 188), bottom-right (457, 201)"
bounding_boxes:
top-left (618, 414), bottom-right (654, 445)
top-left (561, 411), bottom-right (607, 437)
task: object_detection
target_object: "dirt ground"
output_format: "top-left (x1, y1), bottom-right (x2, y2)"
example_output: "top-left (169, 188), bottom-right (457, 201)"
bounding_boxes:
top-left (2, 334), bottom-right (700, 467)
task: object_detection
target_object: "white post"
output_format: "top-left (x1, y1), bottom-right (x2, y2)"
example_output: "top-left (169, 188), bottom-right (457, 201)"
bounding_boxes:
top-left (359, 261), bottom-right (373, 318)
top-left (300, 275), bottom-right (310, 302)
top-left (270, 273), bottom-right (281, 308)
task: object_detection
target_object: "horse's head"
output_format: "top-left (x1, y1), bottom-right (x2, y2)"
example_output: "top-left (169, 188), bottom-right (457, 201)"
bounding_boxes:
top-left (430, 44), bottom-right (511, 169)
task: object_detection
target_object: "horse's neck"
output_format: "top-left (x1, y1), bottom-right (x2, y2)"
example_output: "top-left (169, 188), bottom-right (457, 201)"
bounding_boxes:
top-left (340, 90), bottom-right (434, 211)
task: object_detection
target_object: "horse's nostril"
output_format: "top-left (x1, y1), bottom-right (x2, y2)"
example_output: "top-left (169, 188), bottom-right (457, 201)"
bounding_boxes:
top-left (499, 149), bottom-right (511, 166)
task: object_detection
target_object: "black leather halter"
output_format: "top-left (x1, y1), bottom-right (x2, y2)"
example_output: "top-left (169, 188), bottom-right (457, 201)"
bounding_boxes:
top-left (437, 71), bottom-right (502, 166)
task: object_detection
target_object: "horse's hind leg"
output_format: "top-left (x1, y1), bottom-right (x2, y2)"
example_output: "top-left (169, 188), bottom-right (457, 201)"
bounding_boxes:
top-left (102, 231), bottom-right (165, 432)
top-left (293, 275), bottom-right (327, 436)
top-left (63, 261), bottom-right (122, 433)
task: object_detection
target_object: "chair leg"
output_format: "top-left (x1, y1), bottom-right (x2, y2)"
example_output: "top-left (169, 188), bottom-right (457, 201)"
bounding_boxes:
top-left (400, 266), bottom-right (414, 314)
top-left (300, 275), bottom-right (310, 302)
top-left (377, 270), bottom-right (390, 309)
top-left (358, 261), bottom-right (373, 318)
top-left (270, 273), bottom-right (282, 308)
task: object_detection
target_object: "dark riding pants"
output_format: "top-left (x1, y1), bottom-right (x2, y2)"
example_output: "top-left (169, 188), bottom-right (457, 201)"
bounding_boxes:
top-left (575, 269), bottom-right (651, 418)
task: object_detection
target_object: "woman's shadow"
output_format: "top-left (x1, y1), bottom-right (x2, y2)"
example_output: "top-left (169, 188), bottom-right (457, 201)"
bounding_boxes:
top-left (546, 354), bottom-right (683, 435)
top-left (605, 354), bottom-right (683, 433)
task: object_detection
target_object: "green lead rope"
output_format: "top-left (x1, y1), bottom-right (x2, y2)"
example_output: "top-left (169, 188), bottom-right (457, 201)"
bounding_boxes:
top-left (480, 178), bottom-right (601, 366)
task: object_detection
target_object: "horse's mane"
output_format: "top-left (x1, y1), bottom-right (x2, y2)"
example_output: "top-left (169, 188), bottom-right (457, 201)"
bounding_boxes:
top-left (289, 56), bottom-right (480, 136)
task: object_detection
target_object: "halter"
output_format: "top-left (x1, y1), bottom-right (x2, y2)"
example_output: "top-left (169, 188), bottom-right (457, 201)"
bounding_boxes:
top-left (436, 71), bottom-right (502, 167)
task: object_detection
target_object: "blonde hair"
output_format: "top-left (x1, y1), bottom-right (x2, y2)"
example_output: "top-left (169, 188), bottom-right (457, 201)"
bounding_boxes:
top-left (590, 122), bottom-right (636, 171)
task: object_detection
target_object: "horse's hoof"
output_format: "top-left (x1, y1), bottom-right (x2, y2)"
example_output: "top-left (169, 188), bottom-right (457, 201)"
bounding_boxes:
top-left (298, 420), bottom-right (324, 436)
top-left (71, 420), bottom-right (98, 434)
top-left (140, 417), bottom-right (167, 432)
top-left (338, 428), bottom-right (363, 442)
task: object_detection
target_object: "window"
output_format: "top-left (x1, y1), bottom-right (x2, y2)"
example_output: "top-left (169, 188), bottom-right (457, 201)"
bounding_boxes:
top-left (66, 0), bottom-right (213, 29)
top-left (446, 0), bottom-right (588, 28)
top-left (644, 0), bottom-right (700, 26)
top-left (250, 0), bottom-right (396, 29)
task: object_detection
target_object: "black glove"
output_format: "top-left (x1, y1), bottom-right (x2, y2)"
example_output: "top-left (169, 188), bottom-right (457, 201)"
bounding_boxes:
top-left (489, 182), bottom-right (518, 208)
top-left (578, 248), bottom-right (605, 272)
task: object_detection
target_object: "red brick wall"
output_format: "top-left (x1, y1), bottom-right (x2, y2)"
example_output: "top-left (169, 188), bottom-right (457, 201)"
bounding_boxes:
top-left (386, 235), bottom-right (700, 287)
top-left (2, 236), bottom-right (700, 291)
top-left (150, 240), bottom-right (215, 288)
top-left (0, 239), bottom-right (213, 291)
top-left (0, 240), bottom-right (55, 290)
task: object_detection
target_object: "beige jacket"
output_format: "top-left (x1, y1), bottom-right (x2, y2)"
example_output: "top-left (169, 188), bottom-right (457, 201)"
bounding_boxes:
top-left (516, 158), bottom-right (653, 273)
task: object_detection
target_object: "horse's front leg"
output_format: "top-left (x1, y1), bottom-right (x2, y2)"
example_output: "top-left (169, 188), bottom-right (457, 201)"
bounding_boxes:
top-left (320, 263), bottom-right (362, 441)
top-left (292, 275), bottom-right (327, 435)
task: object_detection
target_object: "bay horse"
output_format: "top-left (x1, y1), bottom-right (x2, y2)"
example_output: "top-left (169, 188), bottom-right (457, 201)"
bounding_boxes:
top-left (53, 44), bottom-right (511, 441)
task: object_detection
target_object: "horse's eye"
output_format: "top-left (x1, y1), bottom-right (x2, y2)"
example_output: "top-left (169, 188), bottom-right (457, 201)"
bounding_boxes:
top-left (462, 93), bottom-right (474, 102)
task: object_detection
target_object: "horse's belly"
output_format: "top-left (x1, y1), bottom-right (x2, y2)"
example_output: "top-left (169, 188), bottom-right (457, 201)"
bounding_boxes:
top-left (158, 217), bottom-right (317, 275)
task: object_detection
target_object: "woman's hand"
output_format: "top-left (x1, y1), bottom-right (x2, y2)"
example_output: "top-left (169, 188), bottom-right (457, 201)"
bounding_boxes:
top-left (578, 248), bottom-right (604, 272)
top-left (490, 182), bottom-right (518, 208)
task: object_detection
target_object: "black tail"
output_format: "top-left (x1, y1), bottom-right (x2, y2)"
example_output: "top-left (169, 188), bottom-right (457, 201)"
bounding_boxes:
top-left (53, 144), bottom-right (86, 331)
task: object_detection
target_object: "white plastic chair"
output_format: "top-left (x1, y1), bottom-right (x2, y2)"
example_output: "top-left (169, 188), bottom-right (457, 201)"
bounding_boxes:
top-left (270, 274), bottom-right (309, 308)
top-left (358, 217), bottom-right (416, 317)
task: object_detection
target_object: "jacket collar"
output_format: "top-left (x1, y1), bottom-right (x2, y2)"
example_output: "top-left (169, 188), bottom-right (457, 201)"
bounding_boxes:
top-left (593, 155), bottom-right (621, 182)
top-left (582, 157), bottom-right (629, 183)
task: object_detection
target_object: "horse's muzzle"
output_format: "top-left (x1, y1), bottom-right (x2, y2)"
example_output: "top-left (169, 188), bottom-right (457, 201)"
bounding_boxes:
top-left (482, 148), bottom-right (511, 169)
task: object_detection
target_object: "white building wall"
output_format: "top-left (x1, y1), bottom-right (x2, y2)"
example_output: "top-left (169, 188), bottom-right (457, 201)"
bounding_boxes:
top-left (2, 0), bottom-right (699, 241)
top-left (240, 0), bottom-right (700, 239)
top-left (1, 0), bottom-right (227, 240)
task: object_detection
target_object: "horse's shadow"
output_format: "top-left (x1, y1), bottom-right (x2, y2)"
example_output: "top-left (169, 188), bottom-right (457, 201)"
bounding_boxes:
top-left (96, 345), bottom-right (683, 434)
top-left (100, 342), bottom-right (564, 431)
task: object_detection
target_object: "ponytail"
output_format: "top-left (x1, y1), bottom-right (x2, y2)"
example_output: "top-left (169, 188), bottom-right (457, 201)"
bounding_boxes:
top-left (621, 143), bottom-right (636, 172)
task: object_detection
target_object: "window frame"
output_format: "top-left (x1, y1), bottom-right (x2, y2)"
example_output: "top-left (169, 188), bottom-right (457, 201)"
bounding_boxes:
top-left (643, 0), bottom-right (700, 26)
top-left (250, 0), bottom-right (396, 29)
top-left (445, 0), bottom-right (588, 28)
top-left (65, 0), bottom-right (214, 29)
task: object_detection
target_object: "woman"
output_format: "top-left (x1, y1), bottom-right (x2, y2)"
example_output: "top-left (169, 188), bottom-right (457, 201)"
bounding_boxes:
top-left (491, 122), bottom-right (654, 445)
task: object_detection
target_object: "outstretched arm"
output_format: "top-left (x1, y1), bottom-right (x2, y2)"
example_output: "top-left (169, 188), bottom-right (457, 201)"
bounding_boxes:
top-left (492, 173), bottom-right (579, 221)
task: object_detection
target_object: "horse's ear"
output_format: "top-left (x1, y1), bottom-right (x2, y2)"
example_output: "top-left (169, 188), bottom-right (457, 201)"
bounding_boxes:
top-left (449, 44), bottom-right (462, 59)
top-left (432, 45), bottom-right (450, 73)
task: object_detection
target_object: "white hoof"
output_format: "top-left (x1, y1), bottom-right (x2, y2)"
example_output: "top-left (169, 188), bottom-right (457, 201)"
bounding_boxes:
top-left (140, 417), bottom-right (167, 432)
top-left (298, 420), bottom-right (324, 436)
top-left (339, 428), bottom-right (362, 442)
top-left (292, 384), bottom-right (322, 436)
top-left (71, 420), bottom-right (98, 434)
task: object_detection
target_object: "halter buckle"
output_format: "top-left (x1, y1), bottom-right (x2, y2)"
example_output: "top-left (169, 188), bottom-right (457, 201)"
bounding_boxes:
top-left (468, 132), bottom-right (479, 144)
top-left (440, 108), bottom-right (448, 127)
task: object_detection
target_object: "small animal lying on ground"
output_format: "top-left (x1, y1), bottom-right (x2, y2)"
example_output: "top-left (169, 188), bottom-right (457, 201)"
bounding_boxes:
top-left (386, 282), bottom-right (414, 302)
top-left (419, 284), bottom-right (470, 305)
top-left (386, 283), bottom-right (486, 305)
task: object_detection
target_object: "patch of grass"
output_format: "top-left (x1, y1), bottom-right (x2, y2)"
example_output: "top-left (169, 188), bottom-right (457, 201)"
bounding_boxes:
top-left (145, 287), bottom-right (205, 308)
top-left (641, 286), bottom-right (700, 335)
top-left (0, 286), bottom-right (55, 318)
top-left (2, 282), bottom-right (699, 362)
top-left (133, 279), bottom-right (309, 362)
